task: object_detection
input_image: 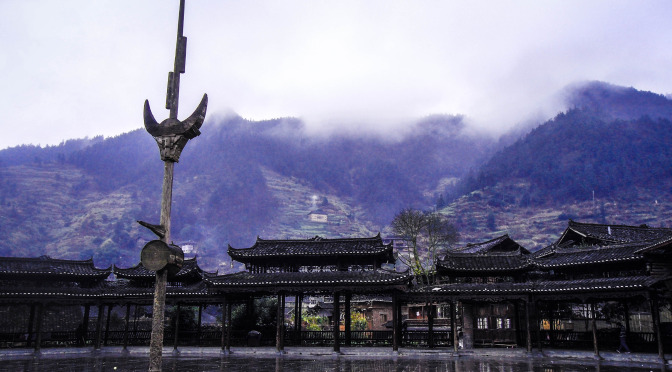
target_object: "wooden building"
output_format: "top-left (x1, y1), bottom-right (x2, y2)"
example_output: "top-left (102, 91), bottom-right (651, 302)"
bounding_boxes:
top-left (0, 221), bottom-right (670, 357)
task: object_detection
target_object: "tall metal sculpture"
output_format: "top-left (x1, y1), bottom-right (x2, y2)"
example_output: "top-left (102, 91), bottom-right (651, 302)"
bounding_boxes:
top-left (138, 1), bottom-right (207, 370)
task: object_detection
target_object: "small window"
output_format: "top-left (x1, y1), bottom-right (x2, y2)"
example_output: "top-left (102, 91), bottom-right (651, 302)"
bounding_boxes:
top-left (496, 318), bottom-right (512, 329)
top-left (380, 314), bottom-right (387, 323)
top-left (477, 317), bottom-right (488, 329)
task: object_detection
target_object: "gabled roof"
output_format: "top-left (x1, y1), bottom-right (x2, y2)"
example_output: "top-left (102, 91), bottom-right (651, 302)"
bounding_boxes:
top-left (451, 234), bottom-right (530, 255)
top-left (557, 220), bottom-right (672, 246)
top-left (438, 254), bottom-right (531, 272)
top-left (228, 234), bottom-right (394, 263)
top-left (113, 257), bottom-right (214, 280)
top-left (0, 255), bottom-right (110, 280)
top-left (533, 242), bottom-right (648, 268)
top-left (437, 235), bottom-right (530, 273)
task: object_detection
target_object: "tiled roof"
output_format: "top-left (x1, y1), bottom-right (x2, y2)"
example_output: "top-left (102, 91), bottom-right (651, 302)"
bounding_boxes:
top-left (113, 257), bottom-right (213, 280)
top-left (205, 268), bottom-right (411, 288)
top-left (533, 242), bottom-right (647, 268)
top-left (0, 255), bottom-right (110, 279)
top-left (452, 235), bottom-right (530, 255)
top-left (438, 253), bottom-right (531, 272)
top-left (0, 280), bottom-right (210, 299)
top-left (228, 234), bottom-right (393, 260)
top-left (634, 234), bottom-right (672, 254)
top-left (422, 275), bottom-right (655, 294)
top-left (560, 220), bottom-right (672, 245)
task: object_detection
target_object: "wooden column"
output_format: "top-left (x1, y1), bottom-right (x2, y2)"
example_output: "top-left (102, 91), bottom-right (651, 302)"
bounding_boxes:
top-left (525, 299), bottom-right (532, 353)
top-left (104, 304), bottom-right (113, 346)
top-left (246, 296), bottom-right (255, 331)
top-left (95, 304), bottom-right (104, 350)
top-left (226, 301), bottom-right (232, 353)
top-left (533, 298), bottom-right (542, 352)
top-left (173, 303), bottom-right (181, 351)
top-left (513, 301), bottom-right (521, 347)
top-left (220, 299), bottom-right (227, 352)
top-left (392, 293), bottom-right (399, 352)
top-left (296, 294), bottom-right (303, 346)
top-left (333, 292), bottom-right (340, 353)
top-left (622, 301), bottom-right (631, 334)
top-left (590, 302), bottom-right (600, 358)
top-left (33, 303), bottom-right (44, 354)
top-left (428, 303), bottom-right (435, 349)
top-left (344, 293), bottom-right (351, 346)
top-left (452, 300), bottom-right (458, 352)
top-left (276, 293), bottom-right (285, 352)
top-left (293, 294), bottom-right (300, 345)
top-left (650, 295), bottom-right (665, 361)
top-left (397, 295), bottom-right (403, 347)
top-left (26, 303), bottom-right (36, 347)
top-left (123, 304), bottom-right (131, 350)
top-left (197, 304), bottom-right (203, 346)
top-left (82, 304), bottom-right (91, 346)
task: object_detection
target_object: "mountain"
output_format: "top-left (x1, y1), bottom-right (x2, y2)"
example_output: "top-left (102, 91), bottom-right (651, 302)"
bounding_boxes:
top-left (449, 81), bottom-right (672, 248)
top-left (1, 81), bottom-right (670, 268)
top-left (0, 114), bottom-right (494, 271)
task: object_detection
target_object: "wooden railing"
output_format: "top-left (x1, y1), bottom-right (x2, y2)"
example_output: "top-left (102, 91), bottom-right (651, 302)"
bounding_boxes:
top-left (0, 328), bottom-right (662, 351)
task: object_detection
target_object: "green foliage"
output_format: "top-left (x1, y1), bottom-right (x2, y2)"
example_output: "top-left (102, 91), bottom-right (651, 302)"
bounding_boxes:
top-left (464, 110), bottom-right (672, 205)
top-left (350, 311), bottom-right (368, 331)
top-left (166, 306), bottom-right (198, 331)
top-left (302, 312), bottom-right (329, 331)
top-left (231, 297), bottom-right (279, 331)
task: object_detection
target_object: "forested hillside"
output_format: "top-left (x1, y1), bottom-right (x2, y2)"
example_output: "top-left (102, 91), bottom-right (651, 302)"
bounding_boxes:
top-left (448, 82), bottom-right (672, 248)
top-left (1, 81), bottom-right (670, 270)
top-left (0, 114), bottom-right (493, 270)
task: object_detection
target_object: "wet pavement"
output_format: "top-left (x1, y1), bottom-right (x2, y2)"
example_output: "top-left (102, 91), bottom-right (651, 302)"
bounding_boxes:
top-left (0, 347), bottom-right (670, 372)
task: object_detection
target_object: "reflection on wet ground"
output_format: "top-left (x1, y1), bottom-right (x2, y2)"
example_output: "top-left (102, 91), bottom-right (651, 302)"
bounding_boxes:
top-left (3, 354), bottom-right (669, 372)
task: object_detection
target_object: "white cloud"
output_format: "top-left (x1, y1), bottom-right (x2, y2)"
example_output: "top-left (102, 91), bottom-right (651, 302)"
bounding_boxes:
top-left (1, 0), bottom-right (671, 149)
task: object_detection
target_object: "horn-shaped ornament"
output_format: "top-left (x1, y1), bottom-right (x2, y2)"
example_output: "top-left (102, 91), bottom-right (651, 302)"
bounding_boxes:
top-left (143, 93), bottom-right (208, 162)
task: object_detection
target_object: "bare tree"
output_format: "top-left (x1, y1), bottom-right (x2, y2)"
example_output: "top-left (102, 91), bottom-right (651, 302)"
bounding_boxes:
top-left (391, 208), bottom-right (459, 285)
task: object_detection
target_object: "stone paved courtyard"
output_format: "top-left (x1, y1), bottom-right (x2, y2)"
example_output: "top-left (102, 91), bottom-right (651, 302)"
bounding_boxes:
top-left (0, 347), bottom-right (670, 371)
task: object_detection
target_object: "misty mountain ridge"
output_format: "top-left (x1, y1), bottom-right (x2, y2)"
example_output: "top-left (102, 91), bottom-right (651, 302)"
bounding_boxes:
top-left (0, 81), bottom-right (670, 270)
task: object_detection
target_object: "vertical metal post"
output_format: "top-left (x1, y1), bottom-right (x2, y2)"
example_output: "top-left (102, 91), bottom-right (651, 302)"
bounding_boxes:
top-left (149, 161), bottom-right (173, 370)
top-left (141, 0), bottom-right (208, 360)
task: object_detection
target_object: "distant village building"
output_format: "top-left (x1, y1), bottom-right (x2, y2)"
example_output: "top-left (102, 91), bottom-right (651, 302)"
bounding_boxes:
top-left (308, 210), bottom-right (328, 223)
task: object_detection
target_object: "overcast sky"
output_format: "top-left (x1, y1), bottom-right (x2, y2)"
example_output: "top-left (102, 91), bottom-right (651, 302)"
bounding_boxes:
top-left (0, 0), bottom-right (670, 149)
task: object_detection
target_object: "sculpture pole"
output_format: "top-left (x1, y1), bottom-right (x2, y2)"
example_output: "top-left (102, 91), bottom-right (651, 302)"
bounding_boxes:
top-left (140, 1), bottom-right (207, 370)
